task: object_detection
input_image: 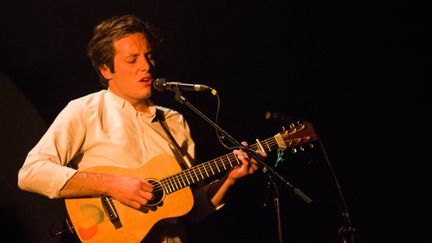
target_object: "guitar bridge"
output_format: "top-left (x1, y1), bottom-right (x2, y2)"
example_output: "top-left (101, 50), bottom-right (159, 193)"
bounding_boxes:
top-left (101, 196), bottom-right (122, 229)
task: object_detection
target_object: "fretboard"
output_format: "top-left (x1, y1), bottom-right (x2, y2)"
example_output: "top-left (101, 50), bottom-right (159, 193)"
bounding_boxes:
top-left (160, 134), bottom-right (281, 194)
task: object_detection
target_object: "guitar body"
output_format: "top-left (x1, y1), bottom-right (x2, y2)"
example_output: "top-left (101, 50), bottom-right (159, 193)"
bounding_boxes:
top-left (65, 154), bottom-right (194, 242)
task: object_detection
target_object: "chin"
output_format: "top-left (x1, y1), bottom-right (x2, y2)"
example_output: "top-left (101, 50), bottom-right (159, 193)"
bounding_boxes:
top-left (136, 91), bottom-right (152, 100)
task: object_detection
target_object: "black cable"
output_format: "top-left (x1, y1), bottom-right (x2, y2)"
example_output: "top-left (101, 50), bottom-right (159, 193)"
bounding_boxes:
top-left (317, 138), bottom-right (356, 243)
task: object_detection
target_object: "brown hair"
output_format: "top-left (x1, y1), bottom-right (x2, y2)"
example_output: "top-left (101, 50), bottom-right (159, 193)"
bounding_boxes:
top-left (87, 15), bottom-right (162, 87)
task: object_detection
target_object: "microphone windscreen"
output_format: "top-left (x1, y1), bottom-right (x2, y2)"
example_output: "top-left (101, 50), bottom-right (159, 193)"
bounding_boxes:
top-left (153, 78), bottom-right (167, 92)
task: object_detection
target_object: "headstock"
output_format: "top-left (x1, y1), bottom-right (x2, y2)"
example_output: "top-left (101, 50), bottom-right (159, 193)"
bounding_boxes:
top-left (276, 121), bottom-right (319, 153)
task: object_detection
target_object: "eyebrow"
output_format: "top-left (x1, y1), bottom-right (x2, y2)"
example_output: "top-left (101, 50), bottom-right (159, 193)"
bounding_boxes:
top-left (125, 50), bottom-right (153, 58)
top-left (125, 53), bottom-right (139, 59)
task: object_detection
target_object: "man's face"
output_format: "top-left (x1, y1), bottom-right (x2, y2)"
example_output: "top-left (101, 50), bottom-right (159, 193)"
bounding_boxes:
top-left (100, 32), bottom-right (155, 106)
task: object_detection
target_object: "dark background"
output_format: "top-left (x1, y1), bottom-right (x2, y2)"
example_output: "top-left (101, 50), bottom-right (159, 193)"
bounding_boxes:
top-left (0, 0), bottom-right (429, 242)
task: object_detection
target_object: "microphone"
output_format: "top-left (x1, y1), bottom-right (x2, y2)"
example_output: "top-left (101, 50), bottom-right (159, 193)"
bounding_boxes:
top-left (153, 78), bottom-right (212, 92)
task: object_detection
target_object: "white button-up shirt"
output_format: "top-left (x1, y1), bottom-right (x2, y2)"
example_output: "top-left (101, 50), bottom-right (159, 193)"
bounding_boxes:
top-left (18, 89), bottom-right (195, 198)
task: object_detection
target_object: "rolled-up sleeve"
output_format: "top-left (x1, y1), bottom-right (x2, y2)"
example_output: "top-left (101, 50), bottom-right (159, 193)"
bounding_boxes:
top-left (18, 160), bottom-right (77, 198)
top-left (18, 100), bottom-right (86, 198)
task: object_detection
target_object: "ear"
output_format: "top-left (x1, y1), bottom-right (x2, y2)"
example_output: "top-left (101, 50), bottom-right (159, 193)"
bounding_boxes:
top-left (99, 64), bottom-right (113, 80)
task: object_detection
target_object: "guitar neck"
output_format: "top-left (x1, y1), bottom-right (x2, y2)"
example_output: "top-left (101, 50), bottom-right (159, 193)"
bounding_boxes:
top-left (160, 135), bottom-right (280, 195)
top-left (160, 122), bottom-right (316, 195)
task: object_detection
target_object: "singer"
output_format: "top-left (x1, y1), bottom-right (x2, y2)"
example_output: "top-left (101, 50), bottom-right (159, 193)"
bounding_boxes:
top-left (17, 14), bottom-right (266, 242)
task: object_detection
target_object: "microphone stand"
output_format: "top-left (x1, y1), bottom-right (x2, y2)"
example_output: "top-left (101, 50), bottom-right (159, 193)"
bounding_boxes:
top-left (173, 89), bottom-right (313, 242)
top-left (263, 167), bottom-right (283, 243)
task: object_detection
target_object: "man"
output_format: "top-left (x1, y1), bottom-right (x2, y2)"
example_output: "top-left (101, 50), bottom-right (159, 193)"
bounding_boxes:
top-left (18, 15), bottom-right (265, 242)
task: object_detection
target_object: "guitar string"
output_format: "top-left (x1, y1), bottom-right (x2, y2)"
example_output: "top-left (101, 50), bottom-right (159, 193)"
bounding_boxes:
top-left (149, 127), bottom-right (312, 201)
top-left (150, 136), bottom-right (283, 193)
top-left (153, 143), bottom-right (262, 193)
top-left (149, 134), bottom-right (302, 193)
top-left (152, 152), bottom-right (241, 193)
top-left (150, 135), bottom-right (307, 194)
top-left (150, 128), bottom-right (313, 194)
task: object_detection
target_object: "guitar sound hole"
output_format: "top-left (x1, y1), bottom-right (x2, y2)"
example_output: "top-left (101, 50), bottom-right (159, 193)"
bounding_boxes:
top-left (146, 179), bottom-right (164, 207)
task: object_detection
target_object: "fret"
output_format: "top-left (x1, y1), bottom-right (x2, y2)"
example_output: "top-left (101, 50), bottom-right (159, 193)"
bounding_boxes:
top-left (234, 155), bottom-right (240, 166)
top-left (161, 181), bottom-right (168, 194)
top-left (178, 174), bottom-right (184, 189)
top-left (227, 154), bottom-right (234, 167)
top-left (198, 165), bottom-right (204, 180)
top-left (172, 176), bottom-right (178, 190)
top-left (169, 176), bottom-right (176, 191)
top-left (200, 164), bottom-right (208, 180)
top-left (184, 171), bottom-right (191, 185)
top-left (179, 172), bottom-right (186, 187)
top-left (209, 162), bottom-right (215, 175)
top-left (261, 137), bottom-right (270, 151)
top-left (265, 139), bottom-right (271, 151)
top-left (214, 159), bottom-right (221, 173)
top-left (168, 177), bottom-right (175, 192)
top-left (165, 179), bottom-right (173, 193)
top-left (203, 163), bottom-right (210, 177)
top-left (220, 157), bottom-right (226, 170)
top-left (163, 178), bottom-right (170, 193)
top-left (173, 175), bottom-right (179, 190)
top-left (188, 169), bottom-right (195, 184)
top-left (192, 168), bottom-right (200, 182)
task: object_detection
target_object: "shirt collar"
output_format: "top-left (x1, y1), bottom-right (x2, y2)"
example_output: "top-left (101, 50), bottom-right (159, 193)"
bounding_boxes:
top-left (106, 89), bottom-right (157, 122)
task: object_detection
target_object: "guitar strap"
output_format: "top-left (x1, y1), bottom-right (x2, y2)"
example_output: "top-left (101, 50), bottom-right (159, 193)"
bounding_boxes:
top-left (155, 108), bottom-right (194, 169)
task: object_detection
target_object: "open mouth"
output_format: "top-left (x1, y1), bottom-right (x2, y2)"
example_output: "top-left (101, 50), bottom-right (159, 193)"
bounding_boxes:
top-left (140, 78), bottom-right (152, 84)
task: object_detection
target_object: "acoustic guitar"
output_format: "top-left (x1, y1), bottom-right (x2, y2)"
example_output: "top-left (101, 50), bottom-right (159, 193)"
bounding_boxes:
top-left (65, 122), bottom-right (318, 242)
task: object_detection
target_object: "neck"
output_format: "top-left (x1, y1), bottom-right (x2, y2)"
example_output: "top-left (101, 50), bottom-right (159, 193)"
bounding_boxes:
top-left (133, 100), bottom-right (152, 113)
top-left (107, 88), bottom-right (153, 114)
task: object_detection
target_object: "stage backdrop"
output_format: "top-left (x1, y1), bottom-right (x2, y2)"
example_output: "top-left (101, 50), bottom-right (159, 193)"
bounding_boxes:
top-left (0, 72), bottom-right (66, 243)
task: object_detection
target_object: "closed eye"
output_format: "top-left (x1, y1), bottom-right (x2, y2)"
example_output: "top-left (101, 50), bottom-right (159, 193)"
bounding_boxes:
top-left (126, 55), bottom-right (138, 63)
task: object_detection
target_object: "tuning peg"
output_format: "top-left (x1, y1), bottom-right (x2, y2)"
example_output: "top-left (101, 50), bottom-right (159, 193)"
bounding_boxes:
top-left (299, 146), bottom-right (305, 151)
top-left (281, 126), bottom-right (286, 132)
top-left (291, 148), bottom-right (297, 154)
top-left (289, 123), bottom-right (295, 129)
top-left (308, 143), bottom-right (314, 149)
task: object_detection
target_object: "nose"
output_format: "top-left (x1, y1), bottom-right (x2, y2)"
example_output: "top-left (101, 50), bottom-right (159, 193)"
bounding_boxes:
top-left (138, 55), bottom-right (154, 72)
